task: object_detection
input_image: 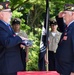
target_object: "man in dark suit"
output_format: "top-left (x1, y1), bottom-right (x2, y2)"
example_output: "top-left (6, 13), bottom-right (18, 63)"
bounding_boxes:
top-left (55, 4), bottom-right (74, 75)
top-left (0, 1), bottom-right (26, 75)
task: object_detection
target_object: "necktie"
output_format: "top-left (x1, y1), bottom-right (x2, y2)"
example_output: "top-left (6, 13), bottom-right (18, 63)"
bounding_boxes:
top-left (7, 24), bottom-right (11, 31)
top-left (64, 25), bottom-right (68, 36)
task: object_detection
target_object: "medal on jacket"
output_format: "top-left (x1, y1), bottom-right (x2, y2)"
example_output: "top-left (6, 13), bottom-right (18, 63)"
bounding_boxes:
top-left (60, 32), bottom-right (67, 42)
top-left (62, 32), bottom-right (67, 40)
top-left (61, 26), bottom-right (68, 42)
top-left (62, 35), bottom-right (67, 40)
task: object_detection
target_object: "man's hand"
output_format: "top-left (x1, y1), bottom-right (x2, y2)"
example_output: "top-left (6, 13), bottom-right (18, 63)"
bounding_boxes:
top-left (58, 11), bottom-right (65, 18)
top-left (20, 44), bottom-right (25, 49)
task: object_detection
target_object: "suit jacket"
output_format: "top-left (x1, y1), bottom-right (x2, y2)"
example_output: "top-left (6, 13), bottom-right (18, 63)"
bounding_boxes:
top-left (0, 20), bottom-right (24, 74)
top-left (56, 16), bottom-right (66, 33)
top-left (56, 21), bottom-right (74, 75)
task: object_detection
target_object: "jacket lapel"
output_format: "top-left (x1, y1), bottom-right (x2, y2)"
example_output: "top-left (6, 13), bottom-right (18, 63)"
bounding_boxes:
top-left (0, 20), bottom-right (14, 35)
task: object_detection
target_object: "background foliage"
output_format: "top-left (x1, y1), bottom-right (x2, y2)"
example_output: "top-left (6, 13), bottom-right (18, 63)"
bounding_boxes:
top-left (0, 0), bottom-right (74, 71)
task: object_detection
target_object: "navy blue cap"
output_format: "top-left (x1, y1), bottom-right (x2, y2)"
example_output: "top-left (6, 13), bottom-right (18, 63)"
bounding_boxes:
top-left (12, 18), bottom-right (21, 25)
top-left (0, 1), bottom-right (10, 11)
top-left (50, 20), bottom-right (57, 26)
top-left (64, 4), bottom-right (74, 11)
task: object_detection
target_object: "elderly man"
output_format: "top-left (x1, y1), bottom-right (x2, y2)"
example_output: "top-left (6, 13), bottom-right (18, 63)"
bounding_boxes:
top-left (0, 1), bottom-right (26, 75)
top-left (55, 4), bottom-right (74, 75)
